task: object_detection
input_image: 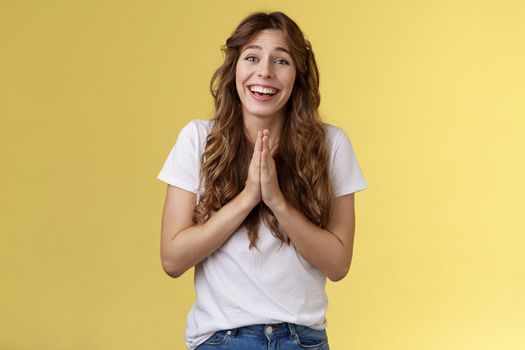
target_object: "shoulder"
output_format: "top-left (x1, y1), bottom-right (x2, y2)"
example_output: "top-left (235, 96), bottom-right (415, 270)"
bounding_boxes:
top-left (177, 119), bottom-right (214, 147)
top-left (181, 119), bottom-right (214, 136)
top-left (322, 122), bottom-right (345, 148)
top-left (321, 122), bottom-right (360, 162)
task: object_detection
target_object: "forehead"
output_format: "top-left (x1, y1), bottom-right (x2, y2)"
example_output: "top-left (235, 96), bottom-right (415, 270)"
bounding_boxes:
top-left (241, 29), bottom-right (290, 54)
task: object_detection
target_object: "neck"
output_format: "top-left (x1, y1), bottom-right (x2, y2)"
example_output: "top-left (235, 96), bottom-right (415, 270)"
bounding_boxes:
top-left (243, 113), bottom-right (284, 148)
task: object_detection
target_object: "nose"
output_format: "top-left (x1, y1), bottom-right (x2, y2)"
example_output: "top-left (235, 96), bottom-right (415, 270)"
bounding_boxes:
top-left (257, 58), bottom-right (273, 78)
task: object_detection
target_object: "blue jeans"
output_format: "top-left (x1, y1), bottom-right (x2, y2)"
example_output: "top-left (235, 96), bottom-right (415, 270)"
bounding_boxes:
top-left (195, 322), bottom-right (330, 350)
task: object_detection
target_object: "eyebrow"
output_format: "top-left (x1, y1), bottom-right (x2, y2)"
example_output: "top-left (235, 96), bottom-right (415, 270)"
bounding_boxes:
top-left (241, 44), bottom-right (291, 56)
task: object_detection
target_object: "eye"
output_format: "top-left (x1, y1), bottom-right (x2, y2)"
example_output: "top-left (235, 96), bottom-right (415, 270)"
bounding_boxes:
top-left (244, 56), bottom-right (289, 65)
top-left (275, 59), bottom-right (289, 65)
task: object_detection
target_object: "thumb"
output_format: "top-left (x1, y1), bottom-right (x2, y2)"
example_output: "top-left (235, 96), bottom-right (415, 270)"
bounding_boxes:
top-left (261, 134), bottom-right (268, 168)
top-left (251, 131), bottom-right (261, 165)
top-left (270, 137), bottom-right (280, 157)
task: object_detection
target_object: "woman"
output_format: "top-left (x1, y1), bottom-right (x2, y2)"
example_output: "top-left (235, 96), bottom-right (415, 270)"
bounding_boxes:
top-left (157, 11), bottom-right (368, 350)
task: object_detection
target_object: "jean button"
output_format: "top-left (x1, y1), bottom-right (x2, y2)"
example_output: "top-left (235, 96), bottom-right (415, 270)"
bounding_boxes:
top-left (266, 326), bottom-right (273, 334)
top-left (227, 330), bottom-right (232, 335)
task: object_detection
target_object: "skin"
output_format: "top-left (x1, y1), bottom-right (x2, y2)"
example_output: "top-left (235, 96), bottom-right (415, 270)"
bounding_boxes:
top-left (160, 29), bottom-right (357, 282)
top-left (235, 29), bottom-right (295, 208)
top-left (237, 29), bottom-right (358, 282)
top-left (235, 29), bottom-right (296, 153)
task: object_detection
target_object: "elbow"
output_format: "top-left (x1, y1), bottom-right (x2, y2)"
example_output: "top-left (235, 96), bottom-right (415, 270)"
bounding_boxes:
top-left (161, 259), bottom-right (183, 279)
top-left (328, 270), bottom-right (347, 282)
top-left (328, 262), bottom-right (351, 282)
top-left (161, 243), bottom-right (186, 278)
top-left (164, 268), bottom-right (182, 279)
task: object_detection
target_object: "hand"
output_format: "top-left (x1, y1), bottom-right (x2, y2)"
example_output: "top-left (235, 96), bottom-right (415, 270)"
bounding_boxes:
top-left (260, 129), bottom-right (285, 211)
top-left (243, 130), bottom-right (263, 207)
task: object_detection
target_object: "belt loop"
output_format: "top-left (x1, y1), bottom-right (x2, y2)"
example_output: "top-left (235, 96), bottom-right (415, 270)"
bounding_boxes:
top-left (287, 322), bottom-right (298, 339)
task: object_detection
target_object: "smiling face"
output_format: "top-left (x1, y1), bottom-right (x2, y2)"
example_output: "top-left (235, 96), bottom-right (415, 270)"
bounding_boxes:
top-left (235, 29), bottom-right (296, 122)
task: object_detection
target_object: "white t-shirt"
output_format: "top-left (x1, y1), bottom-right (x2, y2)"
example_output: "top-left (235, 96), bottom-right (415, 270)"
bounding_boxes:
top-left (157, 119), bottom-right (368, 350)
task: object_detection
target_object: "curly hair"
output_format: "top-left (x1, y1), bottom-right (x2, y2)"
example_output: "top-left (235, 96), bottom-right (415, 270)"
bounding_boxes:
top-left (193, 11), bottom-right (334, 250)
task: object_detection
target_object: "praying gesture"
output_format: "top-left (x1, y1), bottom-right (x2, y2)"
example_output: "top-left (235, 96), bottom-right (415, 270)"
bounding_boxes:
top-left (244, 129), bottom-right (284, 211)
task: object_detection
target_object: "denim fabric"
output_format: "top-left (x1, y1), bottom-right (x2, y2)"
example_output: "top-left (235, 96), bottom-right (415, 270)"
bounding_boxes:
top-left (195, 322), bottom-right (330, 350)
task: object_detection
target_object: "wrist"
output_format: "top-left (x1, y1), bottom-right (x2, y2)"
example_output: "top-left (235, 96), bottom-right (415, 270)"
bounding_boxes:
top-left (268, 195), bottom-right (288, 215)
top-left (239, 189), bottom-right (260, 210)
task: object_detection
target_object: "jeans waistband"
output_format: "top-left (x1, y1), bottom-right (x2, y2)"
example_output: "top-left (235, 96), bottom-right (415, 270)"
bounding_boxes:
top-left (227, 322), bottom-right (298, 337)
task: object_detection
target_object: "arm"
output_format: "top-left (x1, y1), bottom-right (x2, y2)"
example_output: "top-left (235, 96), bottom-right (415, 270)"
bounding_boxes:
top-left (259, 129), bottom-right (358, 282)
top-left (160, 185), bottom-right (256, 278)
top-left (160, 130), bottom-right (264, 278)
top-left (271, 193), bottom-right (357, 282)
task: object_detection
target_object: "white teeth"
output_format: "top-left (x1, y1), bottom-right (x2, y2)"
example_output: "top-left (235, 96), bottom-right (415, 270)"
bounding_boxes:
top-left (249, 85), bottom-right (277, 95)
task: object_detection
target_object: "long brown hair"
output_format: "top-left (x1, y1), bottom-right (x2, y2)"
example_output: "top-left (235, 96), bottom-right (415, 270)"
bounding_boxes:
top-left (193, 11), bottom-right (334, 250)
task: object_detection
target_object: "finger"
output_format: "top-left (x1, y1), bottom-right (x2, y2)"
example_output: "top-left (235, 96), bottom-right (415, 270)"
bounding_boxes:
top-left (252, 131), bottom-right (261, 165)
top-left (266, 133), bottom-right (276, 159)
top-left (252, 131), bottom-right (259, 155)
top-left (262, 130), bottom-right (271, 155)
top-left (260, 130), bottom-right (264, 153)
top-left (261, 135), bottom-right (268, 168)
top-left (270, 141), bottom-right (279, 157)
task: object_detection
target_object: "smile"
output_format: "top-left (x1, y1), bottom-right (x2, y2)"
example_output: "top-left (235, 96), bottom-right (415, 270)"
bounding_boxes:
top-left (247, 85), bottom-right (280, 102)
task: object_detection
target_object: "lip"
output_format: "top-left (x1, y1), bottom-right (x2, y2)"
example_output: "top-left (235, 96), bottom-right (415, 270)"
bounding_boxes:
top-left (247, 84), bottom-right (281, 92)
top-left (246, 85), bottom-right (279, 102)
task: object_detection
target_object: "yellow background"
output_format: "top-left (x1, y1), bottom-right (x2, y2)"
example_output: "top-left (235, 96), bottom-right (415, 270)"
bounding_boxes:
top-left (1, 0), bottom-right (524, 349)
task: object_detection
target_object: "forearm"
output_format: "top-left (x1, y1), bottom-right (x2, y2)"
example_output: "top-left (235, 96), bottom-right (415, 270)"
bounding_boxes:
top-left (166, 190), bottom-right (256, 277)
top-left (271, 199), bottom-right (349, 282)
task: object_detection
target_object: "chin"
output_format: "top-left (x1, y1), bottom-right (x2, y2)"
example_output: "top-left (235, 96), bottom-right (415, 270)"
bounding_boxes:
top-left (248, 108), bottom-right (282, 118)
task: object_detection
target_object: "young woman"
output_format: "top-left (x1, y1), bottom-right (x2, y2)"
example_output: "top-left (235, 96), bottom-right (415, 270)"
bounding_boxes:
top-left (157, 11), bottom-right (368, 350)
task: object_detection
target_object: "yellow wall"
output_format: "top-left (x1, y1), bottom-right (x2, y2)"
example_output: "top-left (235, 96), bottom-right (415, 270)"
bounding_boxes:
top-left (1, 1), bottom-right (524, 349)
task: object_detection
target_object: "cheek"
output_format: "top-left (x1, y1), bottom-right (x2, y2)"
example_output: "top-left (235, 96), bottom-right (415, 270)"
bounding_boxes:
top-left (235, 67), bottom-right (244, 93)
top-left (234, 63), bottom-right (241, 80)
top-left (285, 70), bottom-right (296, 86)
top-left (286, 75), bottom-right (296, 92)
top-left (235, 69), bottom-right (248, 91)
top-left (236, 62), bottom-right (248, 78)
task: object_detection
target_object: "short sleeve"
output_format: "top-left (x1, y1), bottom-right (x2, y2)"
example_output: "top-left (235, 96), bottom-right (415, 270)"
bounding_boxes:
top-left (330, 128), bottom-right (368, 197)
top-left (156, 121), bottom-right (200, 193)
